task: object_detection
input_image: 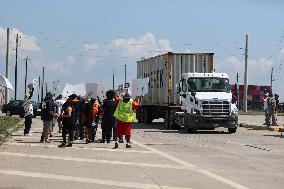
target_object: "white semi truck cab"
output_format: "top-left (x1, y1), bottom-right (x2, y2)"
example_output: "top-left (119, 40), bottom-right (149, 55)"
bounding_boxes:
top-left (175, 72), bottom-right (238, 133)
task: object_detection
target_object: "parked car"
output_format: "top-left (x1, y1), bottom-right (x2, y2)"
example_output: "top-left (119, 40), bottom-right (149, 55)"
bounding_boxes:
top-left (2, 100), bottom-right (41, 118)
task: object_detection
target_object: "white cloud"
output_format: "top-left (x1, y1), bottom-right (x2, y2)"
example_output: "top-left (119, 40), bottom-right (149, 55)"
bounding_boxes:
top-left (0, 27), bottom-right (41, 57)
top-left (85, 32), bottom-right (172, 60)
top-left (66, 55), bottom-right (76, 64)
top-left (216, 56), bottom-right (272, 85)
top-left (84, 43), bottom-right (98, 52)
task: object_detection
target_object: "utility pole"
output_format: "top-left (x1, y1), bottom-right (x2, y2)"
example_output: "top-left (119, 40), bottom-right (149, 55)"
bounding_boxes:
top-left (124, 64), bottom-right (127, 83)
top-left (46, 82), bottom-right (48, 95)
top-left (112, 69), bottom-right (115, 90)
top-left (41, 67), bottom-right (44, 102)
top-left (270, 67), bottom-right (275, 92)
top-left (24, 56), bottom-right (30, 94)
top-left (5, 28), bottom-right (10, 104)
top-left (38, 75), bottom-right (41, 103)
top-left (236, 73), bottom-right (240, 110)
top-left (243, 34), bottom-right (249, 112)
top-left (14, 34), bottom-right (19, 100)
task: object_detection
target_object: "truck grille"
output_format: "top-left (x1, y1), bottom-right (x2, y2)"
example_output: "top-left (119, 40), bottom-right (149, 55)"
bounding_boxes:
top-left (202, 100), bottom-right (230, 117)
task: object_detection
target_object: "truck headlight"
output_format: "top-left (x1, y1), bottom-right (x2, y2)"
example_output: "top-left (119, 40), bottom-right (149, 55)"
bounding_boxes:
top-left (191, 108), bottom-right (200, 115)
top-left (231, 108), bottom-right (238, 118)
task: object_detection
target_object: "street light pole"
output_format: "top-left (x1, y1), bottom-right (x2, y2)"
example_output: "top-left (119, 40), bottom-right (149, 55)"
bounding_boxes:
top-left (124, 64), bottom-right (127, 83)
top-left (112, 69), bottom-right (115, 90)
top-left (14, 34), bottom-right (19, 100)
top-left (24, 56), bottom-right (30, 94)
top-left (243, 34), bottom-right (249, 112)
top-left (236, 72), bottom-right (240, 110)
top-left (5, 28), bottom-right (10, 103)
top-left (38, 75), bottom-right (41, 103)
top-left (41, 66), bottom-right (44, 102)
top-left (270, 67), bottom-right (275, 92)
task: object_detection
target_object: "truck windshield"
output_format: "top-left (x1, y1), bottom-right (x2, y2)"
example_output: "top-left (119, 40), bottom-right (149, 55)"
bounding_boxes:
top-left (187, 77), bottom-right (230, 92)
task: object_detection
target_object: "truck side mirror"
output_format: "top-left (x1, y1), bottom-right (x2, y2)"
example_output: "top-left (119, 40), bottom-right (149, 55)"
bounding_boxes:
top-left (191, 92), bottom-right (196, 97)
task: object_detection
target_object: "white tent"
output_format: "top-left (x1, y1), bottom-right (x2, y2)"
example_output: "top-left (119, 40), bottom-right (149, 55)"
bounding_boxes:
top-left (0, 74), bottom-right (14, 90)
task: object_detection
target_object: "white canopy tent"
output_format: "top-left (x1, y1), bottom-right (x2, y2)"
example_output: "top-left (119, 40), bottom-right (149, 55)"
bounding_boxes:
top-left (0, 74), bottom-right (14, 90)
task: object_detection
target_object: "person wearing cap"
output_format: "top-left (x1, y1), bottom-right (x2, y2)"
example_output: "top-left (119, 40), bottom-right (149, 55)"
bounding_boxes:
top-left (113, 92), bottom-right (139, 148)
top-left (23, 87), bottom-right (34, 136)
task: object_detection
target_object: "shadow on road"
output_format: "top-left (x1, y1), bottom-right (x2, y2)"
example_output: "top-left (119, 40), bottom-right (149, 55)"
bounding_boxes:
top-left (263, 134), bottom-right (284, 138)
top-left (132, 123), bottom-right (231, 135)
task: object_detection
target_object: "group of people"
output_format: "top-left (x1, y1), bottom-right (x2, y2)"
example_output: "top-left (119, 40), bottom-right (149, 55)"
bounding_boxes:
top-left (263, 91), bottom-right (279, 126)
top-left (27, 89), bottom-right (140, 149)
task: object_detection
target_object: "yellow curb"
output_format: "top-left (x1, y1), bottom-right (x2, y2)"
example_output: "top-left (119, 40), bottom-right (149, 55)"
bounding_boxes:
top-left (267, 126), bottom-right (283, 132)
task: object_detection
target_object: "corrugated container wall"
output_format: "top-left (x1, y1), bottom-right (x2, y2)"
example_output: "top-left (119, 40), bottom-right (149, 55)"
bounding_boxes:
top-left (137, 52), bottom-right (214, 106)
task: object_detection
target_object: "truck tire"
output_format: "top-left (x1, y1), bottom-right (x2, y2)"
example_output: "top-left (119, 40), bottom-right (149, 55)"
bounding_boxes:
top-left (6, 111), bottom-right (12, 116)
top-left (164, 111), bottom-right (170, 129)
top-left (187, 115), bottom-right (197, 133)
top-left (169, 111), bottom-right (180, 130)
top-left (228, 128), bottom-right (237, 133)
top-left (143, 108), bottom-right (153, 124)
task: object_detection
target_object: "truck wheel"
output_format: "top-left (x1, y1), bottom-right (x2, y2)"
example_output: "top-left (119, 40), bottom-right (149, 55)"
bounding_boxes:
top-left (187, 127), bottom-right (195, 133)
top-left (228, 128), bottom-right (237, 133)
top-left (164, 111), bottom-right (170, 129)
top-left (143, 108), bottom-right (153, 124)
top-left (169, 111), bottom-right (180, 130)
top-left (6, 111), bottom-right (12, 116)
top-left (187, 115), bottom-right (197, 133)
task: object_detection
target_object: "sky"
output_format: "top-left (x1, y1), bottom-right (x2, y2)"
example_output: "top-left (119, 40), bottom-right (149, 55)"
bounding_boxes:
top-left (0, 0), bottom-right (284, 101)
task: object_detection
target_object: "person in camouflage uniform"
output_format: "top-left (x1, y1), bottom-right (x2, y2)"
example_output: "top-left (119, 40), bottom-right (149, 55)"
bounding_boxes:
top-left (267, 92), bottom-right (277, 126)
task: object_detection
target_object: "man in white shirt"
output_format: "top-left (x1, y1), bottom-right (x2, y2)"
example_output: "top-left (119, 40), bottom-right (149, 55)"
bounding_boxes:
top-left (263, 93), bottom-right (269, 126)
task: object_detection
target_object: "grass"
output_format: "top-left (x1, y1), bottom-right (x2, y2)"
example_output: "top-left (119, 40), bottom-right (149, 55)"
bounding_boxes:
top-left (0, 116), bottom-right (22, 144)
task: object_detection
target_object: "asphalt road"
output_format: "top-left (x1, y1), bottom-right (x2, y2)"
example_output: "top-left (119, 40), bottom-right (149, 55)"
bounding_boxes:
top-left (0, 116), bottom-right (283, 189)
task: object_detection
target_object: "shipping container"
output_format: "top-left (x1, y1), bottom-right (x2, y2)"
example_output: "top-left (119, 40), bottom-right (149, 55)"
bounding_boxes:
top-left (136, 52), bottom-right (214, 123)
top-left (137, 52), bottom-right (214, 106)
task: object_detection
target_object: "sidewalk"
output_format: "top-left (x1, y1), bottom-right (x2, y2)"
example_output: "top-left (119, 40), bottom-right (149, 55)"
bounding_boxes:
top-left (239, 115), bottom-right (284, 132)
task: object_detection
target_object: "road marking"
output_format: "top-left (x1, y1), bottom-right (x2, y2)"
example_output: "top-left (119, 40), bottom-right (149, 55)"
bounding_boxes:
top-left (0, 151), bottom-right (191, 171)
top-left (133, 140), bottom-right (250, 189)
top-left (0, 169), bottom-right (191, 189)
top-left (4, 142), bottom-right (154, 154)
top-left (227, 141), bottom-right (272, 152)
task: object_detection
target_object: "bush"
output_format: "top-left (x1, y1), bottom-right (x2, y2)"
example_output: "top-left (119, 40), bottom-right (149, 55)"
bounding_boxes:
top-left (0, 116), bottom-right (22, 143)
